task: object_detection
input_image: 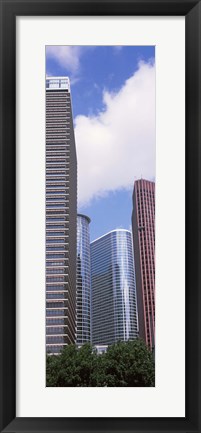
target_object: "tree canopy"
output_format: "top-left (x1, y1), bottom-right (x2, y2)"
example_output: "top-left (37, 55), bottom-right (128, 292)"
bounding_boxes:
top-left (46, 339), bottom-right (155, 387)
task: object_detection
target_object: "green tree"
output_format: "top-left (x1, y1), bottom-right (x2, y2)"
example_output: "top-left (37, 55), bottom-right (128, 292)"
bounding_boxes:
top-left (47, 344), bottom-right (97, 387)
top-left (103, 339), bottom-right (155, 387)
top-left (46, 339), bottom-right (155, 387)
top-left (76, 343), bottom-right (97, 386)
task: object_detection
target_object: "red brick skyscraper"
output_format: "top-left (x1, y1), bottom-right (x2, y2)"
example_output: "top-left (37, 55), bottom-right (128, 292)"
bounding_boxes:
top-left (132, 179), bottom-right (155, 350)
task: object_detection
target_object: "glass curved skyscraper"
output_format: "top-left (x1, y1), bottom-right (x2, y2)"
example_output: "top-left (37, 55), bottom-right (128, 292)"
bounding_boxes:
top-left (76, 214), bottom-right (91, 345)
top-left (91, 229), bottom-right (138, 346)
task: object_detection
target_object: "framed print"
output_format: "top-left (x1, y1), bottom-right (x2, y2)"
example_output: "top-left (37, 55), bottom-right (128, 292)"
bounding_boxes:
top-left (0, 0), bottom-right (201, 432)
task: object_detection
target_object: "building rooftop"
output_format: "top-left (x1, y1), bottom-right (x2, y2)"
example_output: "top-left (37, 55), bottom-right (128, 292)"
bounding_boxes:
top-left (77, 213), bottom-right (91, 224)
top-left (91, 228), bottom-right (132, 244)
top-left (46, 76), bottom-right (70, 91)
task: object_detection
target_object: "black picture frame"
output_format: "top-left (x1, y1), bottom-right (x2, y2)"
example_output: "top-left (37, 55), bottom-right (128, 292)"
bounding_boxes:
top-left (0, 0), bottom-right (200, 432)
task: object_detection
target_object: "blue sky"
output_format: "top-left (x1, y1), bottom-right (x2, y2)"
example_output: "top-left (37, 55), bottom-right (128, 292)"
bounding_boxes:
top-left (46, 46), bottom-right (155, 241)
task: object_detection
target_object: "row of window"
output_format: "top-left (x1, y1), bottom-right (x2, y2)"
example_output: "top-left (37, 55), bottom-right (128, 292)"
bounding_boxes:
top-left (46, 345), bottom-right (64, 354)
top-left (46, 293), bottom-right (66, 300)
top-left (46, 247), bottom-right (66, 251)
top-left (46, 336), bottom-right (65, 344)
top-left (47, 277), bottom-right (67, 283)
top-left (47, 268), bottom-right (67, 274)
top-left (46, 285), bottom-right (66, 291)
top-left (46, 309), bottom-right (67, 316)
top-left (46, 318), bottom-right (66, 325)
top-left (47, 231), bottom-right (68, 236)
top-left (46, 326), bottom-right (66, 335)
top-left (46, 254), bottom-right (67, 259)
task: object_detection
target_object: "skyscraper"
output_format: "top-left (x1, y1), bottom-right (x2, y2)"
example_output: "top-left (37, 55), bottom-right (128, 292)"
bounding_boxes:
top-left (76, 214), bottom-right (91, 345)
top-left (46, 77), bottom-right (77, 354)
top-left (132, 179), bottom-right (155, 350)
top-left (91, 229), bottom-right (138, 346)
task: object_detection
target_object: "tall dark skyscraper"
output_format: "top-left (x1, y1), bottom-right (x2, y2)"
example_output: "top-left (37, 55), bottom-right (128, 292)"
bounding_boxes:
top-left (76, 214), bottom-right (91, 345)
top-left (91, 229), bottom-right (138, 346)
top-left (46, 77), bottom-right (77, 355)
top-left (132, 179), bottom-right (155, 350)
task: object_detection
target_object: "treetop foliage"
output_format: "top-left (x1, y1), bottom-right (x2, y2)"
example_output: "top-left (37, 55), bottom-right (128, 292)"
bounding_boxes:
top-left (46, 339), bottom-right (155, 387)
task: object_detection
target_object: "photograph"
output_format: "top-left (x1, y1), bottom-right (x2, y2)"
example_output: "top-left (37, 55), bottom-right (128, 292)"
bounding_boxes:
top-left (45, 45), bottom-right (155, 387)
top-left (2, 1), bottom-right (201, 430)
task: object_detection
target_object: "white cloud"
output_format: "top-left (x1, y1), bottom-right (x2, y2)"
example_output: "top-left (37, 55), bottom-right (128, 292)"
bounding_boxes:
top-left (75, 61), bottom-right (155, 207)
top-left (46, 46), bottom-right (83, 73)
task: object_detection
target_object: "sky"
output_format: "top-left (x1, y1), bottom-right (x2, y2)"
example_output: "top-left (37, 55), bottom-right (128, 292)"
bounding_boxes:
top-left (46, 46), bottom-right (155, 241)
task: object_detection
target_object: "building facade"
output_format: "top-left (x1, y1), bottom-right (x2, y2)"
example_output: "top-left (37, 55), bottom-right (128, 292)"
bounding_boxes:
top-left (95, 345), bottom-right (108, 355)
top-left (91, 229), bottom-right (138, 346)
top-left (132, 179), bottom-right (155, 350)
top-left (76, 214), bottom-right (91, 345)
top-left (46, 77), bottom-right (77, 354)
